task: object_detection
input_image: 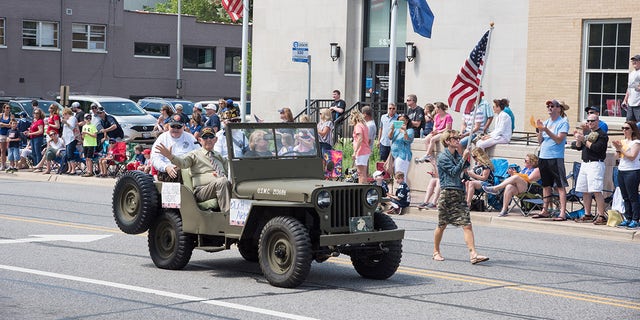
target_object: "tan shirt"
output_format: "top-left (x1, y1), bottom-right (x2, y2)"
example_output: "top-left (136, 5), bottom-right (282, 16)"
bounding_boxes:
top-left (170, 148), bottom-right (228, 187)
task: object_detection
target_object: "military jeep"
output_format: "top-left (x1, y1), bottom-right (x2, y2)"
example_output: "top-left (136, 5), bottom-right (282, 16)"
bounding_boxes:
top-left (112, 122), bottom-right (405, 288)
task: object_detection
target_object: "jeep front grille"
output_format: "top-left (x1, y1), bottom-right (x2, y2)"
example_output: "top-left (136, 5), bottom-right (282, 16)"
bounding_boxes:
top-left (330, 188), bottom-right (364, 230)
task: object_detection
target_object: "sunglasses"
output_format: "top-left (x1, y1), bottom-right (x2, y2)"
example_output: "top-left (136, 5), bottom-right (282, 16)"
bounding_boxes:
top-left (586, 119), bottom-right (596, 123)
top-left (201, 135), bottom-right (216, 140)
top-left (622, 127), bottom-right (631, 130)
top-left (170, 124), bottom-right (184, 129)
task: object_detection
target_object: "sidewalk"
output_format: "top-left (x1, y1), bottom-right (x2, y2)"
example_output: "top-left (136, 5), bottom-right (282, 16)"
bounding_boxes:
top-left (406, 190), bottom-right (639, 242)
top-left (1, 169), bottom-right (638, 242)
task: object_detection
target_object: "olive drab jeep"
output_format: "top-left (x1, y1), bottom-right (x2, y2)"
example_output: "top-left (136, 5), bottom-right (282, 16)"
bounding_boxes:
top-left (112, 122), bottom-right (405, 288)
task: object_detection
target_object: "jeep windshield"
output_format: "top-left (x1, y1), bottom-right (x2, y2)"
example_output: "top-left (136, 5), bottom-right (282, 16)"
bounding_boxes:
top-left (229, 125), bottom-right (318, 159)
top-left (101, 101), bottom-right (147, 116)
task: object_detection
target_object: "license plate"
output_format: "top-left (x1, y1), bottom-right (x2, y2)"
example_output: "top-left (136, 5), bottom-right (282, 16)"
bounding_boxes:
top-left (142, 133), bottom-right (152, 138)
top-left (349, 216), bottom-right (373, 233)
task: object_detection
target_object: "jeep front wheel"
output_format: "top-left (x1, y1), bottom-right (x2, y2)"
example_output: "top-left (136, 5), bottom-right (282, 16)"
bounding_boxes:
top-left (258, 216), bottom-right (312, 288)
top-left (148, 210), bottom-right (196, 270)
top-left (351, 212), bottom-right (402, 280)
top-left (112, 171), bottom-right (158, 234)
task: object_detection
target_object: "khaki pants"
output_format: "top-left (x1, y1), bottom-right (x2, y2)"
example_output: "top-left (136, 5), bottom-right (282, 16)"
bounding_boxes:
top-left (194, 177), bottom-right (231, 212)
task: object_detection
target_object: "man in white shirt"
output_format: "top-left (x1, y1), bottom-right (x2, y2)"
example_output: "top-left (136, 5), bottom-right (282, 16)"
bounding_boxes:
top-left (377, 103), bottom-right (398, 161)
top-left (623, 54), bottom-right (640, 122)
top-left (151, 114), bottom-right (199, 182)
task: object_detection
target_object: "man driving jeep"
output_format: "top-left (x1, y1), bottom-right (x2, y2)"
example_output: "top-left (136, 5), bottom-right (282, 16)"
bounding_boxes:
top-left (155, 127), bottom-right (231, 212)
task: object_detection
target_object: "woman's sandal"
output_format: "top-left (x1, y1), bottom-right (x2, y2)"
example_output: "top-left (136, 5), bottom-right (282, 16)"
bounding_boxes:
top-left (432, 252), bottom-right (445, 261)
top-left (470, 254), bottom-right (489, 265)
top-left (593, 214), bottom-right (607, 225)
top-left (531, 212), bottom-right (551, 219)
top-left (575, 214), bottom-right (595, 223)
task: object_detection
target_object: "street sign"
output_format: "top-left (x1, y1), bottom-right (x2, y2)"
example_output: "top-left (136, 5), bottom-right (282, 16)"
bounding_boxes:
top-left (292, 41), bottom-right (309, 63)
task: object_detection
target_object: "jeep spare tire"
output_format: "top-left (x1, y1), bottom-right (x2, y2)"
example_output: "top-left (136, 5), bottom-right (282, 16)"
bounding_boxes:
top-left (259, 216), bottom-right (312, 288)
top-left (112, 171), bottom-right (159, 234)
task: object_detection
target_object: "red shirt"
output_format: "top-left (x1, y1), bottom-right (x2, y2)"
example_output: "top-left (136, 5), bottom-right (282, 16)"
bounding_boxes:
top-left (48, 114), bottom-right (61, 135)
top-left (29, 119), bottom-right (45, 138)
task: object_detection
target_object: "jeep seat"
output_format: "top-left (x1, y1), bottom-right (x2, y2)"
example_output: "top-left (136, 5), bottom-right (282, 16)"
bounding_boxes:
top-left (181, 168), bottom-right (219, 211)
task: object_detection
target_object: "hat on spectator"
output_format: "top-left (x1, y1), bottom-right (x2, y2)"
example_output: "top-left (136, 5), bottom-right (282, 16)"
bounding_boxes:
top-left (584, 106), bottom-right (600, 114)
top-left (226, 99), bottom-right (234, 106)
top-left (71, 102), bottom-right (80, 109)
top-left (631, 54), bottom-right (640, 61)
top-left (175, 104), bottom-right (183, 111)
top-left (84, 113), bottom-right (92, 119)
top-left (205, 103), bottom-right (217, 111)
top-left (373, 170), bottom-right (384, 178)
top-left (109, 137), bottom-right (117, 143)
top-left (168, 114), bottom-right (183, 126)
top-left (545, 99), bottom-right (570, 111)
top-left (142, 149), bottom-right (151, 155)
top-left (200, 127), bottom-right (215, 138)
top-left (91, 103), bottom-right (98, 109)
top-left (96, 106), bottom-right (105, 113)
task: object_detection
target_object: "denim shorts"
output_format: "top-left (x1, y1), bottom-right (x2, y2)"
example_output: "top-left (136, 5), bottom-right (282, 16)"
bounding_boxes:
top-left (7, 147), bottom-right (20, 162)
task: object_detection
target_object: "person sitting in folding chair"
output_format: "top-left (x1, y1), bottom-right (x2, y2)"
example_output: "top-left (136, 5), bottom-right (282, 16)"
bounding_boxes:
top-left (571, 113), bottom-right (609, 224)
top-left (464, 148), bottom-right (494, 209)
top-left (483, 153), bottom-right (541, 217)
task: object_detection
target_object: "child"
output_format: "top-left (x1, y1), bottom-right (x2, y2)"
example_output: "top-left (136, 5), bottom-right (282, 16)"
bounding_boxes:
top-left (372, 170), bottom-right (390, 211)
top-left (386, 171), bottom-right (410, 215)
top-left (137, 149), bottom-right (152, 174)
top-left (81, 113), bottom-right (98, 177)
top-left (126, 144), bottom-right (144, 171)
top-left (6, 119), bottom-right (21, 172)
top-left (97, 138), bottom-right (116, 177)
top-left (279, 133), bottom-right (295, 155)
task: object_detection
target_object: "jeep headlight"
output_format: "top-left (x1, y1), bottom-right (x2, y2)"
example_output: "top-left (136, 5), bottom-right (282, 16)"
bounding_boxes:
top-left (317, 190), bottom-right (331, 209)
top-left (366, 188), bottom-right (379, 207)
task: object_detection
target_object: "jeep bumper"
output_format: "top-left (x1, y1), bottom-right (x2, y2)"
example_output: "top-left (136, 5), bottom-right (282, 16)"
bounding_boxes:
top-left (319, 229), bottom-right (405, 246)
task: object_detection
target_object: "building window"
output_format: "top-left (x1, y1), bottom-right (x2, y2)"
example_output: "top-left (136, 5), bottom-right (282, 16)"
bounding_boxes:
top-left (365, 0), bottom-right (407, 48)
top-left (0, 18), bottom-right (5, 46)
top-left (183, 46), bottom-right (215, 69)
top-left (72, 23), bottom-right (106, 50)
top-left (134, 42), bottom-right (170, 57)
top-left (583, 20), bottom-right (631, 118)
top-left (225, 47), bottom-right (241, 74)
top-left (22, 20), bottom-right (58, 48)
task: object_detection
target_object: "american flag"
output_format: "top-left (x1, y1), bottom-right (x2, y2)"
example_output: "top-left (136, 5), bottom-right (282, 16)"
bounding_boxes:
top-left (222, 0), bottom-right (243, 22)
top-left (448, 30), bottom-right (490, 114)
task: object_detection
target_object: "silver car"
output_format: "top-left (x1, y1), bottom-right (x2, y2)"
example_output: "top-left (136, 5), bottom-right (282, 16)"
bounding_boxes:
top-left (67, 95), bottom-right (158, 143)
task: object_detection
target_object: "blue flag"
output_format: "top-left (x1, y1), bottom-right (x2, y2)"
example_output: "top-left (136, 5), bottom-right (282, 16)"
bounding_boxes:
top-left (407, 0), bottom-right (435, 38)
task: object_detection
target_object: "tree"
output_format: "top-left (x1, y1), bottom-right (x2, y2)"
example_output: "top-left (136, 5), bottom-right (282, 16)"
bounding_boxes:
top-left (146, 0), bottom-right (252, 23)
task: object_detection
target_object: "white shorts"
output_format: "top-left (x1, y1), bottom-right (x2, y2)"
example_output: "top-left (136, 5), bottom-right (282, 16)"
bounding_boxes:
top-left (394, 158), bottom-right (410, 176)
top-left (0, 135), bottom-right (7, 143)
top-left (575, 161), bottom-right (605, 193)
top-left (355, 154), bottom-right (370, 166)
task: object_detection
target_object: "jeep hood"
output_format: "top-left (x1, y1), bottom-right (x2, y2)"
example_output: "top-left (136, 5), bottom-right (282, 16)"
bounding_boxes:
top-left (235, 179), bottom-right (357, 202)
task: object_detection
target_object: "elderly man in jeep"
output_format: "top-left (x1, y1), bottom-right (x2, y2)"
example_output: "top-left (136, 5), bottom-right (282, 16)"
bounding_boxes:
top-left (155, 126), bottom-right (231, 212)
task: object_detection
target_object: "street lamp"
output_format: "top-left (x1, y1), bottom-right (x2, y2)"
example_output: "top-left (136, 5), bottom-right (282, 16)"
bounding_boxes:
top-left (330, 43), bottom-right (340, 61)
top-left (405, 42), bottom-right (416, 62)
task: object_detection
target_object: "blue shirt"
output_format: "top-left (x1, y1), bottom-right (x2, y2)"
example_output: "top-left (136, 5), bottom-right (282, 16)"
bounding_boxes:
top-left (598, 120), bottom-right (608, 133)
top-left (504, 106), bottom-right (515, 132)
top-left (392, 181), bottom-right (410, 208)
top-left (390, 128), bottom-right (414, 161)
top-left (437, 148), bottom-right (470, 190)
top-left (539, 116), bottom-right (569, 159)
top-left (378, 113), bottom-right (398, 146)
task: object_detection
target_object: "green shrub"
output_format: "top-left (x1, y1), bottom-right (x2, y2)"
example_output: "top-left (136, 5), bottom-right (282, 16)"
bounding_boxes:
top-left (333, 137), bottom-right (380, 175)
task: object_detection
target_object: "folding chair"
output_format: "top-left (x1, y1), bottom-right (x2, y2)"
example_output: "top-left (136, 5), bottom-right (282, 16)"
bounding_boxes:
top-left (565, 161), bottom-right (584, 212)
top-left (107, 141), bottom-right (128, 177)
top-left (511, 182), bottom-right (544, 216)
top-left (603, 167), bottom-right (619, 207)
top-left (485, 158), bottom-right (509, 211)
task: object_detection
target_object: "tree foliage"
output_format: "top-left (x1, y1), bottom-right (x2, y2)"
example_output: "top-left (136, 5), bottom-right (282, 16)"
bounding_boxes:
top-left (146, 0), bottom-right (251, 23)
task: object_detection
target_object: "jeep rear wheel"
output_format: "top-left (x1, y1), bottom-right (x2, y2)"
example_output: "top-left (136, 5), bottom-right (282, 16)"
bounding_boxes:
top-left (148, 210), bottom-right (196, 270)
top-left (258, 216), bottom-right (312, 288)
top-left (112, 171), bottom-right (158, 234)
top-left (351, 212), bottom-right (402, 280)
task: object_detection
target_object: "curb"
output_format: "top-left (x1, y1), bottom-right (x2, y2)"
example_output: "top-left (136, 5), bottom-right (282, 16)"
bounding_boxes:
top-left (404, 206), bottom-right (639, 242)
top-left (0, 170), bottom-right (117, 187)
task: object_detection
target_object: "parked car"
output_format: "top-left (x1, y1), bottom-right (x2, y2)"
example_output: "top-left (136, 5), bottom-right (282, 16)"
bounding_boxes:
top-left (138, 97), bottom-right (195, 119)
top-left (66, 95), bottom-right (158, 143)
top-left (0, 98), bottom-right (62, 119)
top-left (194, 100), bottom-right (252, 121)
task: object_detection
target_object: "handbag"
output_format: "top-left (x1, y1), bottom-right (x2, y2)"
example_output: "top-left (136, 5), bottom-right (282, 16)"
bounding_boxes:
top-left (383, 155), bottom-right (394, 176)
top-left (606, 209), bottom-right (623, 227)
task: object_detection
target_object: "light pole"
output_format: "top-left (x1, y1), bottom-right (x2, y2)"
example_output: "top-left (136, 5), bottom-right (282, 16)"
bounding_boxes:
top-left (176, 0), bottom-right (182, 98)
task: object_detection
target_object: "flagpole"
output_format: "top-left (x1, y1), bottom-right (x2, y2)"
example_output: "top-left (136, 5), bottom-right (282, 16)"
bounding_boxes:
top-left (467, 22), bottom-right (495, 152)
top-left (239, 0), bottom-right (249, 122)
top-left (387, 0), bottom-right (398, 104)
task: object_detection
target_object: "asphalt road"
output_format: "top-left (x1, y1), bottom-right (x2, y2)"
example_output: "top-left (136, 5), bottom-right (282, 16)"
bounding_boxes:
top-left (0, 177), bottom-right (638, 319)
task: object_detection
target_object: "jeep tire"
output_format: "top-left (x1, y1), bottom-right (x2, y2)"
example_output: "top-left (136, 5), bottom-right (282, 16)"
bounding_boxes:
top-left (112, 171), bottom-right (158, 234)
top-left (350, 212), bottom-right (402, 280)
top-left (148, 210), bottom-right (196, 270)
top-left (258, 216), bottom-right (312, 288)
top-left (237, 239), bottom-right (259, 262)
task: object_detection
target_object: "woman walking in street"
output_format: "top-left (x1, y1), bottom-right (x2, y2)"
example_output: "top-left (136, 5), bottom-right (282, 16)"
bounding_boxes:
top-left (432, 129), bottom-right (489, 264)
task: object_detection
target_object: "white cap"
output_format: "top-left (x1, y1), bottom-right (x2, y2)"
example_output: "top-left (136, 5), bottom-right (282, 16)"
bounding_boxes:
top-left (205, 103), bottom-right (217, 111)
top-left (373, 170), bottom-right (384, 178)
top-left (71, 102), bottom-right (80, 108)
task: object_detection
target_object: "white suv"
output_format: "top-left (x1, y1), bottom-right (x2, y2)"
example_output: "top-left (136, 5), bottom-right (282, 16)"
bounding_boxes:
top-left (67, 95), bottom-right (158, 143)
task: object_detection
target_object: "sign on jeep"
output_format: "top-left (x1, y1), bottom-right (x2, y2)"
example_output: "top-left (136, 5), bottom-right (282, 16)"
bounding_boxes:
top-left (112, 122), bottom-right (405, 288)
